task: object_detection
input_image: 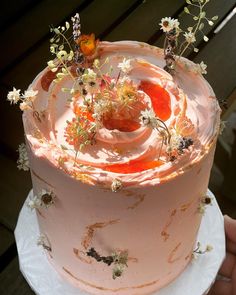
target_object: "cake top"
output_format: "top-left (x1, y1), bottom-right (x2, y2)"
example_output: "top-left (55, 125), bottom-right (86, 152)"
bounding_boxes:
top-left (8, 1), bottom-right (221, 189)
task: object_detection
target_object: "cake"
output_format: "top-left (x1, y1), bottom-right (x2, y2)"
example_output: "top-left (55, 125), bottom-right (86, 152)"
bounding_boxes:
top-left (9, 10), bottom-right (221, 295)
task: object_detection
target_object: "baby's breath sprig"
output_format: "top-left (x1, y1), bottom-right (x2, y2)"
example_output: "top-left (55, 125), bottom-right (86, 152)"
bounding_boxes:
top-left (178, 0), bottom-right (218, 58)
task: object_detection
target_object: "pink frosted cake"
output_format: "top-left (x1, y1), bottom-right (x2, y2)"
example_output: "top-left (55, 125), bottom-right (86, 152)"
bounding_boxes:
top-left (10, 12), bottom-right (221, 295)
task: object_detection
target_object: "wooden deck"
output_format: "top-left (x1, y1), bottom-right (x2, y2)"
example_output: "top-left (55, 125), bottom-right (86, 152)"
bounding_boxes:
top-left (0, 0), bottom-right (236, 293)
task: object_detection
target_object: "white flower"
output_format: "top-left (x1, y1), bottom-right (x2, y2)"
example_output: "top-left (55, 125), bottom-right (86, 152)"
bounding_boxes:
top-left (27, 195), bottom-right (42, 210)
top-left (160, 17), bottom-right (180, 32)
top-left (82, 68), bottom-right (97, 84)
top-left (118, 58), bottom-right (132, 74)
top-left (184, 31), bottom-right (196, 43)
top-left (23, 89), bottom-right (38, 99)
top-left (140, 109), bottom-right (157, 128)
top-left (17, 143), bottom-right (30, 171)
top-left (195, 61), bottom-right (207, 75)
top-left (20, 101), bottom-right (31, 111)
top-left (7, 87), bottom-right (21, 104)
top-left (199, 61), bottom-right (207, 74)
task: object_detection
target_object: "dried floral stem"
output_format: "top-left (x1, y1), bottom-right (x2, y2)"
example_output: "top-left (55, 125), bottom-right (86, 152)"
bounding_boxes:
top-left (179, 2), bottom-right (203, 58)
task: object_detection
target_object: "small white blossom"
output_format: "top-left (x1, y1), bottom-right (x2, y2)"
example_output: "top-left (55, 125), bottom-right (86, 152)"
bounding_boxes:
top-left (195, 61), bottom-right (207, 75)
top-left (23, 89), bottom-right (38, 100)
top-left (118, 58), bottom-right (132, 74)
top-left (7, 87), bottom-right (21, 104)
top-left (160, 17), bottom-right (180, 32)
top-left (20, 101), bottom-right (31, 111)
top-left (82, 68), bottom-right (97, 84)
top-left (140, 109), bottom-right (157, 128)
top-left (27, 195), bottom-right (42, 210)
top-left (184, 31), bottom-right (196, 43)
top-left (17, 143), bottom-right (30, 171)
top-left (93, 59), bottom-right (100, 68)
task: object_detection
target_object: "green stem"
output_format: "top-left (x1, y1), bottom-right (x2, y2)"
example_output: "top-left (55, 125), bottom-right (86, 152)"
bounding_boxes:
top-left (59, 57), bottom-right (76, 82)
top-left (179, 0), bottom-right (203, 58)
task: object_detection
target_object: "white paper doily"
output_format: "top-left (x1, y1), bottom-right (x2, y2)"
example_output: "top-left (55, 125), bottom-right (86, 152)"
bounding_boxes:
top-left (15, 190), bottom-right (225, 295)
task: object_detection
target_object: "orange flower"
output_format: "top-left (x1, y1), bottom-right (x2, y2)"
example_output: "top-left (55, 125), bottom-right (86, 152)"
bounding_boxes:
top-left (77, 33), bottom-right (97, 56)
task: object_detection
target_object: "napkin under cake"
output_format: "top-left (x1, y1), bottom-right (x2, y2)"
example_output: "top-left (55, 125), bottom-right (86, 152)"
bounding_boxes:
top-left (9, 7), bottom-right (221, 295)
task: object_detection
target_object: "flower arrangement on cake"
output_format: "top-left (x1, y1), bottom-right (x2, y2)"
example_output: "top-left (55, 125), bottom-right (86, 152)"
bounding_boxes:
top-left (10, 1), bottom-right (223, 294)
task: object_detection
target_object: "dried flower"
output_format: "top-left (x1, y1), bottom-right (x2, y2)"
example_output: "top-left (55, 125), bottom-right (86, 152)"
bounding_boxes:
top-left (111, 179), bottom-right (123, 192)
top-left (117, 58), bottom-right (132, 74)
top-left (27, 189), bottom-right (55, 210)
top-left (17, 143), bottom-right (30, 171)
top-left (177, 137), bottom-right (193, 153)
top-left (219, 120), bottom-right (226, 135)
top-left (183, 31), bottom-right (196, 44)
top-left (160, 17), bottom-right (180, 32)
top-left (19, 101), bottom-right (31, 111)
top-left (37, 234), bottom-right (52, 251)
top-left (195, 61), bottom-right (207, 75)
top-left (198, 194), bottom-right (212, 214)
top-left (64, 115), bottom-right (96, 151)
top-left (23, 89), bottom-right (38, 99)
top-left (71, 13), bottom-right (81, 41)
top-left (81, 68), bottom-right (98, 93)
top-left (27, 195), bottom-right (42, 210)
top-left (77, 33), bottom-right (97, 56)
top-left (140, 109), bottom-right (157, 128)
top-left (7, 87), bottom-right (21, 104)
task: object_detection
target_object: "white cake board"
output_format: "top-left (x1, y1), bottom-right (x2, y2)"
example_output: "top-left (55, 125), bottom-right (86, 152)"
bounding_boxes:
top-left (15, 189), bottom-right (225, 295)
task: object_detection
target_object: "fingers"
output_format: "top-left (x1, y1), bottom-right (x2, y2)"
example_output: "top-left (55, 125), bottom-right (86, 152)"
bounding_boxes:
top-left (225, 215), bottom-right (236, 245)
top-left (218, 252), bottom-right (236, 278)
top-left (227, 239), bottom-right (236, 255)
top-left (233, 264), bottom-right (236, 295)
top-left (207, 280), bottom-right (232, 295)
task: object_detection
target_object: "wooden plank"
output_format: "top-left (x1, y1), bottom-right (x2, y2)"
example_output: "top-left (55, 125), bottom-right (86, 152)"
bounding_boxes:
top-left (105, 0), bottom-right (185, 42)
top-left (0, 0), bottom-right (41, 32)
top-left (0, 0), bottom-right (87, 72)
top-left (193, 14), bottom-right (236, 101)
top-left (79, 0), bottom-right (139, 37)
top-left (0, 154), bottom-right (31, 230)
top-left (1, 0), bottom-right (139, 89)
top-left (0, 258), bottom-right (35, 295)
top-left (0, 225), bottom-right (14, 257)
